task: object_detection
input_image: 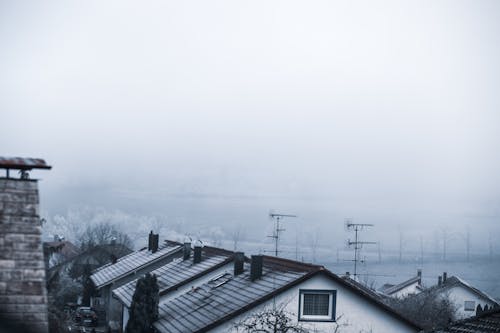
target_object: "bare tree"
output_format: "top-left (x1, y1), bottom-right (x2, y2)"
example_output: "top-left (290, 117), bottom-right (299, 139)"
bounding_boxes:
top-left (398, 227), bottom-right (403, 264)
top-left (78, 222), bottom-right (133, 251)
top-left (233, 305), bottom-right (308, 333)
top-left (232, 225), bottom-right (245, 251)
top-left (308, 230), bottom-right (320, 263)
top-left (385, 292), bottom-right (457, 330)
top-left (232, 304), bottom-right (349, 333)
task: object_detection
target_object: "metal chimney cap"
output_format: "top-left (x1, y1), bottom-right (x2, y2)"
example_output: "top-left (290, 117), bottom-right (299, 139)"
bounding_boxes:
top-left (0, 157), bottom-right (51, 170)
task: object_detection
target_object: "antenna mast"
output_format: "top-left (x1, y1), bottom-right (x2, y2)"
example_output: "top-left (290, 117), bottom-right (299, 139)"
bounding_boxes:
top-left (269, 212), bottom-right (297, 257)
top-left (345, 218), bottom-right (376, 279)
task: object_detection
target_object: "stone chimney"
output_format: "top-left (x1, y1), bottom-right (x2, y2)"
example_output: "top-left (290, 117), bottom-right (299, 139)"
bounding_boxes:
top-left (438, 276), bottom-right (442, 286)
top-left (0, 157), bottom-right (51, 333)
top-left (417, 269), bottom-right (422, 278)
top-left (443, 272), bottom-right (447, 283)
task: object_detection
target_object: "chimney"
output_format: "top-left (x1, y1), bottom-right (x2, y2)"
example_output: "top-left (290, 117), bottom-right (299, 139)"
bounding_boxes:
top-left (345, 272), bottom-right (350, 278)
top-left (193, 246), bottom-right (202, 264)
top-left (250, 255), bottom-right (263, 281)
top-left (234, 252), bottom-right (245, 276)
top-left (183, 242), bottom-right (191, 260)
top-left (148, 231), bottom-right (159, 253)
top-left (417, 269), bottom-right (422, 278)
top-left (443, 272), bottom-right (447, 283)
top-left (438, 276), bottom-right (442, 286)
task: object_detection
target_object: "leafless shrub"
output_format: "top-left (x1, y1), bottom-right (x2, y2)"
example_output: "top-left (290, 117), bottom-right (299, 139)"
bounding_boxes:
top-left (384, 292), bottom-right (457, 330)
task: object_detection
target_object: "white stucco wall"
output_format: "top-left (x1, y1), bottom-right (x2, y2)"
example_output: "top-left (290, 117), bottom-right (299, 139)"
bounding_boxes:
top-left (213, 274), bottom-right (418, 333)
top-left (445, 285), bottom-right (497, 320)
top-left (391, 282), bottom-right (422, 299)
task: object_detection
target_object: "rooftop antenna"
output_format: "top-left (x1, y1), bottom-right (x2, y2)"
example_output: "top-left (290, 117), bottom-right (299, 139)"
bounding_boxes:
top-left (345, 218), bottom-right (376, 279)
top-left (268, 211), bottom-right (297, 257)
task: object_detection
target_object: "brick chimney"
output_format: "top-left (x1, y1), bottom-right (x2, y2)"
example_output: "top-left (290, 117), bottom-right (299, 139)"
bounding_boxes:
top-left (234, 252), bottom-right (245, 276)
top-left (183, 242), bottom-right (191, 260)
top-left (193, 246), bottom-right (202, 264)
top-left (148, 231), bottom-right (159, 253)
top-left (250, 255), bottom-right (263, 281)
top-left (0, 157), bottom-right (51, 333)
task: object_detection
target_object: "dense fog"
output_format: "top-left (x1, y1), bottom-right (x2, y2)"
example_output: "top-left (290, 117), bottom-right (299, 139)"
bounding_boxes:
top-left (2, 0), bottom-right (500, 256)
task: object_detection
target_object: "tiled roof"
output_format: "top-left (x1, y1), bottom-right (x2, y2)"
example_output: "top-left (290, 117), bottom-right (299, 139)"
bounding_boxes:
top-left (91, 242), bottom-right (181, 288)
top-left (154, 257), bottom-right (314, 333)
top-left (153, 256), bottom-right (421, 333)
top-left (113, 247), bottom-right (234, 307)
top-left (429, 307), bottom-right (500, 332)
top-left (383, 276), bottom-right (422, 295)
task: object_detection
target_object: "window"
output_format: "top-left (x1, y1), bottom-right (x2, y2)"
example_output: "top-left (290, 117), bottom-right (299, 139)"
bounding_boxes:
top-left (464, 301), bottom-right (476, 311)
top-left (299, 290), bottom-right (336, 321)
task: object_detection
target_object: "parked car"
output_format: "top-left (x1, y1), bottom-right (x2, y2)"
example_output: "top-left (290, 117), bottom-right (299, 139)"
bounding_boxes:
top-left (74, 307), bottom-right (98, 326)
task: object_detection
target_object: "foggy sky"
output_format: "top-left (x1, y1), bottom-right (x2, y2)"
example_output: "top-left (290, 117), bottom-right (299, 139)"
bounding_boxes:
top-left (1, 0), bottom-right (500, 252)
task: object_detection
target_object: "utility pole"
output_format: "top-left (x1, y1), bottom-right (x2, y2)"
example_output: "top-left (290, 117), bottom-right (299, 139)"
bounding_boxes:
top-left (268, 212), bottom-right (296, 257)
top-left (345, 218), bottom-right (376, 279)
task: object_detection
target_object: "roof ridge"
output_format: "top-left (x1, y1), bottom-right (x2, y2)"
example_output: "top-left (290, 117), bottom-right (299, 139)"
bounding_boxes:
top-left (260, 255), bottom-right (323, 272)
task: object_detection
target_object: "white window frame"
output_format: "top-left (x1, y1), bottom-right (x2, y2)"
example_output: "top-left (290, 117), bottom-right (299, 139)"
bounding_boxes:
top-left (298, 289), bottom-right (336, 322)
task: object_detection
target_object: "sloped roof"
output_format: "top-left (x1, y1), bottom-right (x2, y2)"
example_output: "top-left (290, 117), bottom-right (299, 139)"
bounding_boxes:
top-left (44, 241), bottom-right (80, 260)
top-left (383, 276), bottom-right (422, 295)
top-left (113, 246), bottom-right (235, 307)
top-left (91, 242), bottom-right (182, 288)
top-left (341, 276), bottom-right (385, 301)
top-left (429, 307), bottom-right (500, 333)
top-left (415, 276), bottom-right (499, 306)
top-left (153, 256), bottom-right (421, 333)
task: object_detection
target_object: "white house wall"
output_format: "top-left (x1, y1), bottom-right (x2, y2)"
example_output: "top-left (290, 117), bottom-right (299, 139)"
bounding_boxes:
top-left (213, 274), bottom-right (418, 333)
top-left (446, 285), bottom-right (497, 320)
top-left (391, 282), bottom-right (421, 299)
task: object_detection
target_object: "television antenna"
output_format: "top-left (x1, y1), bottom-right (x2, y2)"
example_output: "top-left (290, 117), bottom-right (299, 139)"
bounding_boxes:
top-left (268, 212), bottom-right (297, 257)
top-left (345, 218), bottom-right (376, 279)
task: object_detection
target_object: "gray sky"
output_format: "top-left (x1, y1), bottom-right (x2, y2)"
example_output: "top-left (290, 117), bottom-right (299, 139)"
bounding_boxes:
top-left (1, 0), bottom-right (500, 252)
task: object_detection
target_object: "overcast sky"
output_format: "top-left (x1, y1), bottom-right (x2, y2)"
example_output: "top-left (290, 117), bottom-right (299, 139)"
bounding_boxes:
top-left (1, 0), bottom-right (499, 251)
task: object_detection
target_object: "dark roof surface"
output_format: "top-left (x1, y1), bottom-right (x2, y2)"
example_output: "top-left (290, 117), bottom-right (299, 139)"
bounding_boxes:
top-left (429, 307), bottom-right (500, 333)
top-left (91, 242), bottom-right (181, 288)
top-left (113, 247), bottom-right (235, 307)
top-left (383, 276), bottom-right (422, 295)
top-left (0, 157), bottom-right (51, 170)
top-left (44, 241), bottom-right (80, 260)
top-left (154, 256), bottom-right (315, 333)
top-left (341, 276), bottom-right (385, 301)
top-left (153, 256), bottom-right (421, 333)
top-left (415, 276), bottom-right (498, 306)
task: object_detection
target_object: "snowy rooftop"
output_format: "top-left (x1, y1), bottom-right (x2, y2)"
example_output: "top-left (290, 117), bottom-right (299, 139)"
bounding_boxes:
top-left (90, 242), bottom-right (182, 288)
top-left (113, 247), bottom-right (235, 307)
top-left (153, 256), bottom-right (315, 333)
